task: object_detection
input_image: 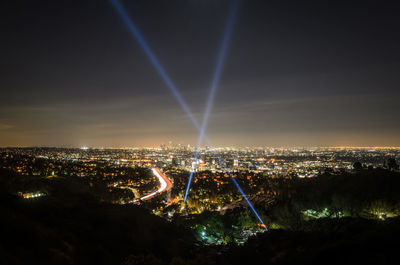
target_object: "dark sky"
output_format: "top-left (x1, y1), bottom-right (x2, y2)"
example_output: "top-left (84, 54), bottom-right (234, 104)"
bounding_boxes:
top-left (1, 0), bottom-right (399, 147)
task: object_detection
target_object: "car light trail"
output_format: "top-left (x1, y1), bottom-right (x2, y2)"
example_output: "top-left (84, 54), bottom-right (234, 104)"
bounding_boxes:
top-left (139, 168), bottom-right (172, 201)
top-left (184, 0), bottom-right (240, 203)
top-left (111, 0), bottom-right (267, 230)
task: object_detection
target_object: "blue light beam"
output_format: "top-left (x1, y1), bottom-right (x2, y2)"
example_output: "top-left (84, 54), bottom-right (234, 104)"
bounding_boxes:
top-left (184, 0), bottom-right (240, 203)
top-left (110, 0), bottom-right (199, 130)
top-left (229, 173), bottom-right (268, 230)
top-left (218, 157), bottom-right (268, 230)
top-left (111, 0), bottom-right (267, 230)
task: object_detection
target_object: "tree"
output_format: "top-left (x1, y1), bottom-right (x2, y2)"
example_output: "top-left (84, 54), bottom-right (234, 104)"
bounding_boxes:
top-left (388, 158), bottom-right (399, 171)
top-left (353, 162), bottom-right (362, 170)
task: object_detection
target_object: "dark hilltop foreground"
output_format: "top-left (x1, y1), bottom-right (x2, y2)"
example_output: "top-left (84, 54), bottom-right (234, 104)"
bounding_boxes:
top-left (1, 166), bottom-right (400, 265)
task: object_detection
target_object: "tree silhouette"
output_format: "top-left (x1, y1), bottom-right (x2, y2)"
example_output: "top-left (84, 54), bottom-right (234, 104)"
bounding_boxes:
top-left (388, 158), bottom-right (399, 171)
top-left (353, 162), bottom-right (362, 170)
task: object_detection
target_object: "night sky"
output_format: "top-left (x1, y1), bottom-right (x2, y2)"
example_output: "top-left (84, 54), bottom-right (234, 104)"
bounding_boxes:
top-left (1, 0), bottom-right (399, 147)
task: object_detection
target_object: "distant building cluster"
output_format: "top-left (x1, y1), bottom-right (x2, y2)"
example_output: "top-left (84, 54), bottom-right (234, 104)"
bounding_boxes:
top-left (0, 146), bottom-right (399, 178)
top-left (0, 145), bottom-right (399, 217)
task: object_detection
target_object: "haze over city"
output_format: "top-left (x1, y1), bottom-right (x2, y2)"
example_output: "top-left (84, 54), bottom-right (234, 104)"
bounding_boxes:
top-left (2, 0), bottom-right (399, 147)
top-left (1, 1), bottom-right (400, 265)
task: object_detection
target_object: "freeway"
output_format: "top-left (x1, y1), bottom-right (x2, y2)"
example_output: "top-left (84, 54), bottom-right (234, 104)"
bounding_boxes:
top-left (139, 168), bottom-right (173, 201)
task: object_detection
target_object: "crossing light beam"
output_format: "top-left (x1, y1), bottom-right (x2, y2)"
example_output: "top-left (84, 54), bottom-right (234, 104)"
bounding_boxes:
top-left (111, 0), bottom-right (267, 230)
top-left (184, 0), bottom-right (240, 203)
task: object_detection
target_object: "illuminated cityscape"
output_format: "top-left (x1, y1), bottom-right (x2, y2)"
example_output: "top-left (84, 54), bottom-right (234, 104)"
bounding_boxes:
top-left (3, 145), bottom-right (399, 177)
top-left (2, 145), bottom-right (399, 216)
top-left (1, 0), bottom-right (400, 264)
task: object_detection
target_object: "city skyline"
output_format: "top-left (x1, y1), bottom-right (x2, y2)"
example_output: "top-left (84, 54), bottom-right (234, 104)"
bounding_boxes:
top-left (1, 1), bottom-right (399, 263)
top-left (2, 143), bottom-right (400, 149)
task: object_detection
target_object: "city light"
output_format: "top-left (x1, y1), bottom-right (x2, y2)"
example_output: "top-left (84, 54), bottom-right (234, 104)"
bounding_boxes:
top-left (231, 175), bottom-right (267, 230)
top-left (3, 0), bottom-right (400, 262)
top-left (111, 0), bottom-right (267, 228)
top-left (218, 157), bottom-right (268, 231)
top-left (184, 0), bottom-right (240, 203)
top-left (139, 168), bottom-right (172, 201)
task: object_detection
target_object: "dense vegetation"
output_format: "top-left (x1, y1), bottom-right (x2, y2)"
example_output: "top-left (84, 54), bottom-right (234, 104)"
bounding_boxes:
top-left (1, 168), bottom-right (400, 264)
top-left (0, 169), bottom-right (195, 265)
top-left (263, 169), bottom-right (400, 227)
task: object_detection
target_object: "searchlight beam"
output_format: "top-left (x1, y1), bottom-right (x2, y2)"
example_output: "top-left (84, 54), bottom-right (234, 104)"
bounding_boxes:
top-left (184, 0), bottom-right (239, 203)
top-left (110, 0), bottom-right (200, 130)
top-left (111, 0), bottom-right (267, 230)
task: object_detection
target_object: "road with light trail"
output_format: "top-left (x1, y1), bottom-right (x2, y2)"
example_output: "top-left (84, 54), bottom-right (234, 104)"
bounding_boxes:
top-left (138, 168), bottom-right (172, 201)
